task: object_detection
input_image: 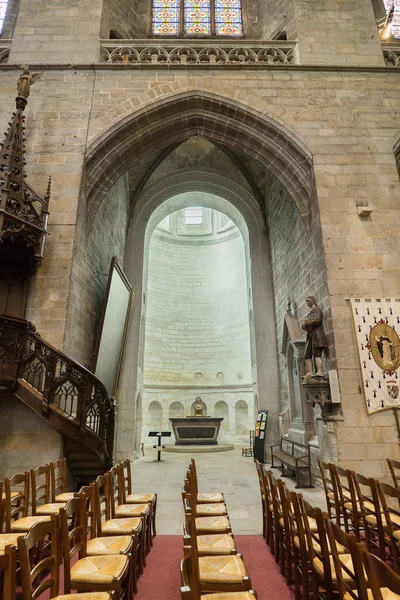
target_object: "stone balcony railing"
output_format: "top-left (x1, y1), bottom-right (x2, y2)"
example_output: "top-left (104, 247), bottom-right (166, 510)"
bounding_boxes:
top-left (0, 40), bottom-right (12, 63)
top-left (100, 39), bottom-right (298, 66)
top-left (382, 42), bottom-right (400, 67)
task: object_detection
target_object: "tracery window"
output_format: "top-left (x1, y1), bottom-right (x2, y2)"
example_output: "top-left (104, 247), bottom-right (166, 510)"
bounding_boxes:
top-left (384, 0), bottom-right (400, 38)
top-left (152, 0), bottom-right (243, 36)
top-left (0, 0), bottom-right (8, 34)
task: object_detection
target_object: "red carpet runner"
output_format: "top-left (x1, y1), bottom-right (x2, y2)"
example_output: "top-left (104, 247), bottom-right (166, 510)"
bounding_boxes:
top-left (135, 535), bottom-right (295, 600)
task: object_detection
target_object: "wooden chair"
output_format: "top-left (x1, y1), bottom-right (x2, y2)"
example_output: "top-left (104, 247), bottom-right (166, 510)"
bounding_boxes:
top-left (360, 546), bottom-right (400, 600)
top-left (77, 487), bottom-right (138, 590)
top-left (109, 465), bottom-right (152, 554)
top-left (326, 518), bottom-right (369, 600)
top-left (333, 464), bottom-right (362, 538)
top-left (279, 479), bottom-right (293, 586)
top-left (183, 490), bottom-right (232, 536)
top-left (50, 458), bottom-right (75, 503)
top-left (31, 464), bottom-right (68, 516)
top-left (183, 518), bottom-right (236, 557)
top-left (387, 458), bottom-right (400, 492)
top-left (262, 469), bottom-right (275, 551)
top-left (181, 540), bottom-right (251, 594)
top-left (242, 430), bottom-right (255, 458)
top-left (92, 476), bottom-right (145, 575)
top-left (189, 459), bottom-right (224, 504)
top-left (18, 514), bottom-right (114, 600)
top-left (289, 491), bottom-right (311, 600)
top-left (255, 460), bottom-right (268, 540)
top-left (184, 471), bottom-right (228, 517)
top-left (300, 499), bottom-right (335, 600)
top-left (180, 550), bottom-right (257, 600)
top-left (267, 470), bottom-right (284, 563)
top-left (3, 472), bottom-right (29, 532)
top-left (354, 472), bottom-right (387, 561)
top-left (318, 459), bottom-right (340, 524)
top-left (60, 497), bottom-right (131, 600)
top-left (377, 481), bottom-right (400, 572)
top-left (120, 459), bottom-right (157, 538)
top-left (0, 543), bottom-right (16, 600)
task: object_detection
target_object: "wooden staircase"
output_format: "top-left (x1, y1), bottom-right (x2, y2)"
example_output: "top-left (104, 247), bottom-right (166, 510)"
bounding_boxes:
top-left (0, 314), bottom-right (115, 487)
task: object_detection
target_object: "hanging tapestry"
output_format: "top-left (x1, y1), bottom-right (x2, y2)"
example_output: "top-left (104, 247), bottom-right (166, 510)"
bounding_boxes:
top-left (350, 298), bottom-right (400, 414)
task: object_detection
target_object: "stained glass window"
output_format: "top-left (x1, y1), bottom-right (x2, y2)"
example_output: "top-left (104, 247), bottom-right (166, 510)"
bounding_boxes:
top-left (152, 0), bottom-right (243, 36)
top-left (152, 0), bottom-right (180, 35)
top-left (215, 0), bottom-right (243, 36)
top-left (384, 0), bottom-right (400, 39)
top-left (0, 0), bottom-right (8, 34)
top-left (184, 0), bottom-right (211, 35)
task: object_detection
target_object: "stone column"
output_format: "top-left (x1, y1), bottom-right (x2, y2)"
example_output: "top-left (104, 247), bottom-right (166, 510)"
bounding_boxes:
top-left (9, 0), bottom-right (104, 64)
top-left (293, 0), bottom-right (385, 66)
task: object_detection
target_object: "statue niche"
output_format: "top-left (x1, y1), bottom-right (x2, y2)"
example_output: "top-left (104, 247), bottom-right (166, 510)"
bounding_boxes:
top-left (281, 303), bottom-right (313, 444)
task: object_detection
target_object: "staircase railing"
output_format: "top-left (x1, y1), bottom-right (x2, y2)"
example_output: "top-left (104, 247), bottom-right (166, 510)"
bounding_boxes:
top-left (0, 314), bottom-right (114, 463)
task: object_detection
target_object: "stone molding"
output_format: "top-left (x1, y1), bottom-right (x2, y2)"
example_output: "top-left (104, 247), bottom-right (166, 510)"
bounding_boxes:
top-left (382, 42), bottom-right (400, 67)
top-left (100, 39), bottom-right (298, 66)
top-left (0, 40), bottom-right (12, 64)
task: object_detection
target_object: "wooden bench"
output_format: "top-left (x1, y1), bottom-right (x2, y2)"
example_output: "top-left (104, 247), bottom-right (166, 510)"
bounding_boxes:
top-left (270, 438), bottom-right (313, 488)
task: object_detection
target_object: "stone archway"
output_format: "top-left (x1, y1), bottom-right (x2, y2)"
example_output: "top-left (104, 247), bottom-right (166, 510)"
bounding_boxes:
top-left (85, 91), bottom-right (315, 227)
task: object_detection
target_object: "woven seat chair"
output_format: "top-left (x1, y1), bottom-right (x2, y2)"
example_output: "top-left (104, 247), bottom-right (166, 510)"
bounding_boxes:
top-left (279, 479), bottom-right (294, 586)
top-left (181, 540), bottom-right (252, 594)
top-left (183, 471), bottom-right (228, 517)
top-left (318, 459), bottom-right (341, 525)
top-left (180, 549), bottom-right (257, 600)
top-left (59, 498), bottom-right (132, 600)
top-left (18, 514), bottom-right (115, 600)
top-left (5, 470), bottom-right (53, 534)
top-left (289, 491), bottom-right (312, 600)
top-left (266, 470), bottom-right (284, 563)
top-left (333, 465), bottom-right (363, 539)
top-left (387, 459), bottom-right (400, 493)
top-left (109, 465), bottom-right (152, 553)
top-left (120, 459), bottom-right (157, 538)
top-left (377, 481), bottom-right (400, 572)
top-left (51, 458), bottom-right (76, 503)
top-left (183, 518), bottom-right (237, 557)
top-left (92, 476), bottom-right (145, 575)
top-left (326, 519), bottom-right (369, 600)
top-left (183, 490), bottom-right (232, 535)
top-left (189, 459), bottom-right (225, 504)
top-left (360, 546), bottom-right (400, 600)
top-left (262, 469), bottom-right (275, 551)
top-left (254, 460), bottom-right (268, 541)
top-left (354, 472), bottom-right (387, 562)
top-left (0, 542), bottom-right (16, 600)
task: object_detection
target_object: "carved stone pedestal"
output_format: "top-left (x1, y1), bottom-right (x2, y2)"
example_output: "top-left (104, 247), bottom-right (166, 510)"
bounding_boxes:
top-left (302, 379), bottom-right (333, 419)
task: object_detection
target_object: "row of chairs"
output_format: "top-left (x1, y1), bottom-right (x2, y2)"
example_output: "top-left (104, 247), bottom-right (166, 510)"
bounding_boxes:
top-left (180, 458), bottom-right (258, 600)
top-left (0, 458), bottom-right (157, 599)
top-left (319, 458), bottom-right (400, 569)
top-left (256, 459), bottom-right (400, 599)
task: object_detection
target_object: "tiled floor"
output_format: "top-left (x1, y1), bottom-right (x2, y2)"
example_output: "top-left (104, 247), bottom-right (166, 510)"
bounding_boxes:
top-left (131, 446), bottom-right (327, 534)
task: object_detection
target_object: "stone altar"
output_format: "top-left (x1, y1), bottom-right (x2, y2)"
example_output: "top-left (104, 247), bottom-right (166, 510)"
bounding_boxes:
top-left (169, 417), bottom-right (223, 445)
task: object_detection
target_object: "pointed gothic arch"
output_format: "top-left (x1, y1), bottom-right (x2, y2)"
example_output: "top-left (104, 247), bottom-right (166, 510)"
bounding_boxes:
top-left (84, 91), bottom-right (316, 227)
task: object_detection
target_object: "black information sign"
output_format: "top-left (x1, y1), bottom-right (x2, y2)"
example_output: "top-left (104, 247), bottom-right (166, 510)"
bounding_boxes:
top-left (253, 410), bottom-right (268, 464)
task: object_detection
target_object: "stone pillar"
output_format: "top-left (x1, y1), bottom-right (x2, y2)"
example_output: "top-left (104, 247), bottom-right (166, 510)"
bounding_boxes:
top-left (9, 0), bottom-right (103, 64)
top-left (293, 0), bottom-right (385, 66)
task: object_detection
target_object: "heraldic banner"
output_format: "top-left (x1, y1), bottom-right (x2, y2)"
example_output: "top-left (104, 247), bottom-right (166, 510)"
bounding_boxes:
top-left (350, 299), bottom-right (400, 414)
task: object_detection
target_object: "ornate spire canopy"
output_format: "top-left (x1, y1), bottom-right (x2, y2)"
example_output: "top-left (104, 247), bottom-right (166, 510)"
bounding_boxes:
top-left (0, 68), bottom-right (49, 274)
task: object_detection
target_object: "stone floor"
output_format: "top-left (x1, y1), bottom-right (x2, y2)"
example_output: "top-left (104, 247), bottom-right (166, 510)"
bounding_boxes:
top-left (131, 445), bottom-right (327, 534)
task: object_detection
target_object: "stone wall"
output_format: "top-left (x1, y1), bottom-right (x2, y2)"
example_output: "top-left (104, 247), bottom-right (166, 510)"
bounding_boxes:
top-left (64, 175), bottom-right (130, 368)
top-left (0, 394), bottom-right (63, 480)
top-left (259, 0), bottom-right (297, 39)
top-left (100, 0), bottom-right (138, 39)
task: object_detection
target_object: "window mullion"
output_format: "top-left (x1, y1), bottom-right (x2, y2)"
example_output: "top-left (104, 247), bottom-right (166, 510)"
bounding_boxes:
top-left (180, 0), bottom-right (185, 35)
top-left (210, 0), bottom-right (216, 35)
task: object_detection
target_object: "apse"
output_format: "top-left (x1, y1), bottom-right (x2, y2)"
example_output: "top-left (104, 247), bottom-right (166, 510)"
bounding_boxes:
top-left (141, 202), bottom-right (254, 442)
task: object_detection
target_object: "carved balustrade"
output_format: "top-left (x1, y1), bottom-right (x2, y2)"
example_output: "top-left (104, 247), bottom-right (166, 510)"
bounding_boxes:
top-left (100, 39), bottom-right (298, 66)
top-left (382, 42), bottom-right (400, 67)
top-left (0, 315), bottom-right (114, 456)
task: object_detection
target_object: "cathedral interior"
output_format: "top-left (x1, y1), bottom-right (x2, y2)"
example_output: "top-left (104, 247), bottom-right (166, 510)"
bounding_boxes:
top-left (0, 0), bottom-right (400, 598)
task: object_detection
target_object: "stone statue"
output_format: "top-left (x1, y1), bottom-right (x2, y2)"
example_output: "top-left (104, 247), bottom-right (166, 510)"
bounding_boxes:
top-left (194, 397), bottom-right (204, 416)
top-left (17, 66), bottom-right (43, 100)
top-left (301, 295), bottom-right (328, 379)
